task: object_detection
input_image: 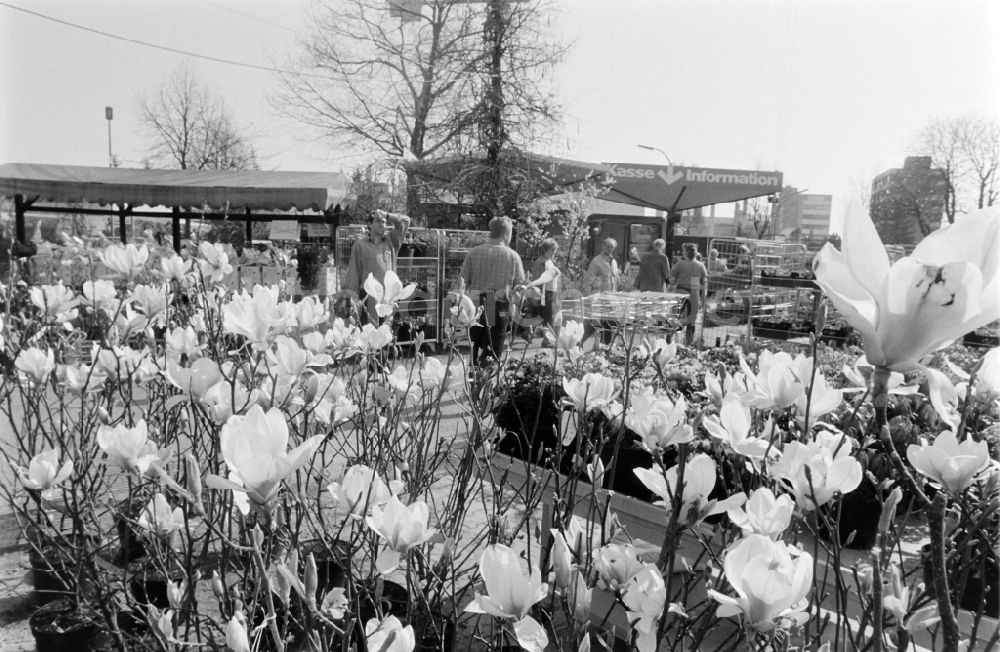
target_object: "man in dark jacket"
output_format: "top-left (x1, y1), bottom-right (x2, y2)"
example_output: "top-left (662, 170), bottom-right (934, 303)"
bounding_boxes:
top-left (634, 239), bottom-right (671, 292)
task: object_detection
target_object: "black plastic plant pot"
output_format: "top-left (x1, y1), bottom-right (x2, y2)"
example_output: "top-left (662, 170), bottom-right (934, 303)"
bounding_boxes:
top-left (29, 597), bottom-right (104, 652)
top-left (29, 546), bottom-right (74, 606)
top-left (417, 614), bottom-right (456, 652)
top-left (299, 539), bottom-right (350, 602)
top-left (380, 580), bottom-right (410, 618)
top-left (820, 482), bottom-right (880, 551)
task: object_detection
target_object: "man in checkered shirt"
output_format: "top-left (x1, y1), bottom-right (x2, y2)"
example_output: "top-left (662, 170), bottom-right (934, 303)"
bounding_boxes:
top-left (460, 216), bottom-right (526, 365)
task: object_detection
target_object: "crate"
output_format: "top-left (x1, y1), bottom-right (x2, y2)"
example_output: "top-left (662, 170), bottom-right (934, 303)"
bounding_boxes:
top-left (759, 274), bottom-right (817, 289)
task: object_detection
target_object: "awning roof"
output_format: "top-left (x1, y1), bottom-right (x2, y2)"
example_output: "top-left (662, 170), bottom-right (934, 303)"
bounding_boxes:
top-left (600, 163), bottom-right (784, 212)
top-left (0, 163), bottom-right (351, 211)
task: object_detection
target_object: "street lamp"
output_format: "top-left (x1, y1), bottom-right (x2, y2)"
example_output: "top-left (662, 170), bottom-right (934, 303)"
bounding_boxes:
top-left (105, 106), bottom-right (114, 168)
top-left (637, 143), bottom-right (672, 166)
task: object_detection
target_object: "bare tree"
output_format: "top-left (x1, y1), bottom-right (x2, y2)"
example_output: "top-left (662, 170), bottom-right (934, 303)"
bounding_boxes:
top-left (139, 64), bottom-right (258, 171)
top-left (916, 114), bottom-right (1000, 222)
top-left (276, 0), bottom-right (564, 213)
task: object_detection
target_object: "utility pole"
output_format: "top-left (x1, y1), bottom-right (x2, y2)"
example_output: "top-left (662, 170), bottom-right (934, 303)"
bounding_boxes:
top-left (105, 106), bottom-right (114, 167)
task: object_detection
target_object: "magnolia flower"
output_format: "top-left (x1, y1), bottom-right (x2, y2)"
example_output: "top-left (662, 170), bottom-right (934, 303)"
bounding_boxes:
top-left (59, 364), bottom-right (108, 394)
top-left (563, 372), bottom-right (618, 412)
top-left (769, 430), bottom-right (862, 510)
top-left (419, 356), bottom-right (466, 394)
top-left (593, 543), bottom-right (644, 592)
top-left (634, 454), bottom-right (746, 527)
top-left (19, 448), bottom-right (73, 500)
top-left (465, 544), bottom-right (549, 652)
top-left (708, 534), bottom-right (813, 631)
top-left (624, 389), bottom-right (693, 451)
top-left (948, 347), bottom-right (1000, 406)
top-left (225, 613), bottom-right (251, 652)
top-left (15, 347), bottom-right (55, 385)
top-left (295, 296), bottom-right (329, 331)
top-left (703, 393), bottom-right (770, 459)
top-left (160, 254), bottom-right (192, 283)
top-left (197, 242), bottom-right (233, 283)
top-left (793, 373), bottom-right (844, 430)
top-left (365, 615), bottom-right (415, 652)
top-left (366, 496), bottom-right (437, 573)
top-left (82, 279), bottom-right (118, 312)
top-left (704, 370), bottom-right (740, 407)
top-left (323, 319), bottom-right (361, 354)
top-left (650, 338), bottom-right (677, 367)
top-left (841, 355), bottom-right (918, 396)
top-left (558, 320), bottom-right (584, 351)
top-left (882, 564), bottom-right (940, 634)
top-left (138, 493), bottom-right (185, 540)
top-left (813, 206), bottom-right (1000, 371)
top-left (130, 283), bottom-right (172, 325)
top-left (29, 283), bottom-right (79, 323)
top-left (328, 464), bottom-right (403, 517)
top-left (364, 271), bottom-right (416, 318)
top-left (223, 285), bottom-right (292, 346)
top-left (166, 358), bottom-right (222, 401)
top-left (906, 431), bottom-right (990, 496)
top-left (100, 243), bottom-right (149, 280)
top-left (207, 406), bottom-right (322, 509)
top-left (165, 325), bottom-right (200, 360)
top-left (622, 565), bottom-right (666, 652)
top-left (447, 291), bottom-right (477, 327)
top-left (268, 335), bottom-right (331, 378)
top-left (202, 379), bottom-right (254, 423)
top-left (320, 588), bottom-right (349, 620)
top-left (357, 323), bottom-right (394, 351)
top-left (740, 353), bottom-right (804, 410)
top-left (726, 487), bottom-right (794, 539)
top-left (97, 420), bottom-right (164, 474)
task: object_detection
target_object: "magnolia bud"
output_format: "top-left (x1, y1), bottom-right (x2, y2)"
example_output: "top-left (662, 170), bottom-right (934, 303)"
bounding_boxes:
top-left (878, 487), bottom-right (903, 535)
top-left (97, 407), bottom-right (111, 425)
top-left (304, 554), bottom-right (318, 605)
top-left (814, 298), bottom-right (827, 335)
top-left (212, 570), bottom-right (225, 599)
top-left (252, 526), bottom-right (264, 548)
top-left (185, 454), bottom-right (202, 506)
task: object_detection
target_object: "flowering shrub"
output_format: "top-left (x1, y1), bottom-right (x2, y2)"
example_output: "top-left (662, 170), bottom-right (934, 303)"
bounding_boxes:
top-left (0, 210), bottom-right (998, 652)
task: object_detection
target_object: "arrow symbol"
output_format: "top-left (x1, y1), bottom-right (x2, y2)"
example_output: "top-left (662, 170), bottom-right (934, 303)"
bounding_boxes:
top-left (657, 166), bottom-right (684, 185)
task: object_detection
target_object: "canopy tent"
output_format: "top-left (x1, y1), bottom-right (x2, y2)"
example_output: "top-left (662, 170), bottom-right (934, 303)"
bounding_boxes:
top-left (600, 163), bottom-right (784, 213)
top-left (0, 163), bottom-right (352, 250)
top-left (407, 150), bottom-right (614, 195)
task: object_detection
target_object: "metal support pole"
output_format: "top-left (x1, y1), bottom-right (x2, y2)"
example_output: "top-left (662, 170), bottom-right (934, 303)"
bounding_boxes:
top-left (171, 207), bottom-right (182, 253)
top-left (119, 205), bottom-right (128, 244)
top-left (14, 194), bottom-right (26, 242)
top-left (245, 208), bottom-right (253, 244)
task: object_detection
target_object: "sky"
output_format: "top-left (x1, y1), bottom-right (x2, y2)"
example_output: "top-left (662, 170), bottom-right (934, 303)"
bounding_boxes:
top-left (2, 0), bottom-right (999, 235)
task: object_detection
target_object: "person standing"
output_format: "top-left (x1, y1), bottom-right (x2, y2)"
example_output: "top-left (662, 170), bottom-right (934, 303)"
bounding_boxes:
top-left (669, 242), bottom-right (708, 345)
top-left (460, 216), bottom-right (526, 365)
top-left (530, 238), bottom-right (561, 331)
top-left (634, 238), bottom-right (671, 292)
top-left (342, 209), bottom-right (411, 323)
top-left (587, 238), bottom-right (620, 293)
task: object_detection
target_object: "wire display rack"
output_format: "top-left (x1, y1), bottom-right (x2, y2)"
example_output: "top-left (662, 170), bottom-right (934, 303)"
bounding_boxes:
top-left (561, 291), bottom-right (686, 343)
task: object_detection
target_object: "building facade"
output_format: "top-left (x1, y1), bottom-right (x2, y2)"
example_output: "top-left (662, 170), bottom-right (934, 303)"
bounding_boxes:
top-left (870, 156), bottom-right (947, 245)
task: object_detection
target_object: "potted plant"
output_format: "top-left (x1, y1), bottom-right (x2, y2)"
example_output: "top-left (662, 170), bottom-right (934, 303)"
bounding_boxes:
top-left (29, 597), bottom-right (106, 652)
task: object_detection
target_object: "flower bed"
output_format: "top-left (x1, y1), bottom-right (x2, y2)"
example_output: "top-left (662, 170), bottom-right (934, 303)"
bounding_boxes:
top-left (1, 207), bottom-right (998, 652)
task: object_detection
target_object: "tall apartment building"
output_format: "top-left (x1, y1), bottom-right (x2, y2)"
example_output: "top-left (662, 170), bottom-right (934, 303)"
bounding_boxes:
top-left (775, 187), bottom-right (832, 241)
top-left (870, 156), bottom-right (947, 245)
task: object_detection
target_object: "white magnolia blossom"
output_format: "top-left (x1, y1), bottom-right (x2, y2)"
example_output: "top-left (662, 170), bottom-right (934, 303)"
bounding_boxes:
top-left (82, 279), bottom-right (118, 312)
top-left (907, 431), bottom-right (991, 496)
top-left (622, 565), bottom-right (666, 652)
top-left (366, 496), bottom-right (437, 573)
top-left (223, 285), bottom-right (292, 346)
top-left (328, 464), bottom-right (403, 518)
top-left (99, 243), bottom-right (149, 281)
top-left (634, 454), bottom-right (746, 527)
top-left (709, 534), bottom-right (813, 631)
top-left (130, 283), bottom-right (172, 325)
top-left (593, 543), bottom-right (645, 592)
top-left (138, 493), bottom-right (185, 540)
top-left (813, 206), bottom-right (1000, 371)
top-left (197, 242), bottom-right (234, 283)
top-left (465, 544), bottom-right (549, 652)
top-left (15, 347), bottom-right (55, 385)
top-left (365, 615), bottom-right (415, 652)
top-left (160, 254), bottom-right (192, 283)
top-left (225, 613), bottom-right (251, 652)
top-left (19, 448), bottom-right (73, 500)
top-left (165, 325), bottom-right (200, 360)
top-left (739, 352), bottom-right (805, 410)
top-left (841, 355), bottom-right (918, 396)
top-left (563, 372), bottom-right (618, 412)
top-left (726, 487), bottom-right (795, 539)
top-left (357, 323), bottom-right (394, 352)
top-left (624, 388), bottom-right (693, 451)
top-left (59, 364), bottom-right (108, 394)
top-left (29, 283), bottom-right (79, 323)
top-left (166, 358), bottom-right (222, 401)
top-left (207, 406), bottom-right (322, 509)
top-left (97, 419), bottom-right (164, 474)
top-left (364, 270), bottom-right (416, 318)
top-left (703, 393), bottom-right (770, 459)
top-left (558, 320), bottom-right (585, 351)
top-left (769, 430), bottom-right (862, 510)
top-left (650, 337), bottom-right (677, 367)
